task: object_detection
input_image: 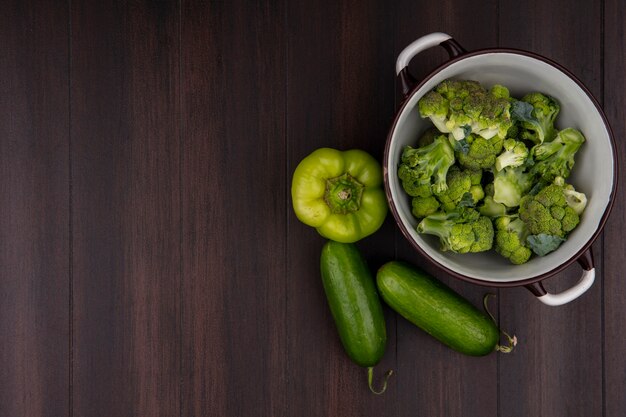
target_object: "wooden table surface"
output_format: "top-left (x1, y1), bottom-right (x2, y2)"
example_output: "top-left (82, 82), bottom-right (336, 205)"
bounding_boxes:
top-left (1, 1), bottom-right (624, 416)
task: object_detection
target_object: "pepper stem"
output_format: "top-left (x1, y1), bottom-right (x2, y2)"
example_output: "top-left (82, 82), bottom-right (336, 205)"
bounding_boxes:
top-left (367, 366), bottom-right (393, 395)
top-left (483, 293), bottom-right (518, 354)
top-left (324, 173), bottom-right (364, 214)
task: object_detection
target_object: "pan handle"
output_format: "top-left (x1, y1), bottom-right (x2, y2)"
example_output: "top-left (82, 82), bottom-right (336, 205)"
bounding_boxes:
top-left (396, 32), bottom-right (467, 97)
top-left (525, 248), bottom-right (595, 306)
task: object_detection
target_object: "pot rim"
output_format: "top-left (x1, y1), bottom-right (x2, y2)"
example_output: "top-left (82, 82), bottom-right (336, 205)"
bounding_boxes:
top-left (383, 46), bottom-right (619, 287)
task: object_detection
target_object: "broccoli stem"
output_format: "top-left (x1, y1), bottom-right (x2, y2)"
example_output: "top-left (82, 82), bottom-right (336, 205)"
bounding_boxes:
top-left (417, 215), bottom-right (452, 244)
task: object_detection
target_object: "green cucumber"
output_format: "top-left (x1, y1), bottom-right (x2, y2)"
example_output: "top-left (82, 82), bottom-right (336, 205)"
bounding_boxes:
top-left (376, 261), bottom-right (500, 356)
top-left (320, 241), bottom-right (392, 393)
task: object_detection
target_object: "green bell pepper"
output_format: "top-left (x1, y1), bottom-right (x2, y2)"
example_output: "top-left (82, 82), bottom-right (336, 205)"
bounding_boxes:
top-left (291, 148), bottom-right (388, 243)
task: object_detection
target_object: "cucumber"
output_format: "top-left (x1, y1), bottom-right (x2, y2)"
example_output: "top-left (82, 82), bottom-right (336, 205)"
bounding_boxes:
top-left (320, 241), bottom-right (386, 366)
top-left (320, 241), bottom-right (392, 393)
top-left (376, 261), bottom-right (500, 356)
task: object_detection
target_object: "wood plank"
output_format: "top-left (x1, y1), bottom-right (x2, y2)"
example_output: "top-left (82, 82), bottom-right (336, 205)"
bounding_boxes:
top-left (498, 1), bottom-right (604, 416)
top-left (70, 2), bottom-right (180, 416)
top-left (179, 1), bottom-right (288, 416)
top-left (285, 0), bottom-right (397, 415)
top-left (392, 2), bottom-right (500, 416)
top-left (0, 2), bottom-right (70, 416)
top-left (2, 2), bottom-right (622, 416)
top-left (603, 0), bottom-right (626, 415)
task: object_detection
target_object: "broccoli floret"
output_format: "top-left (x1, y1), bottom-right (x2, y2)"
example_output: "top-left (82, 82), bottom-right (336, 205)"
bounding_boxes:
top-left (484, 182), bottom-right (495, 197)
top-left (418, 79), bottom-right (513, 141)
top-left (518, 180), bottom-right (580, 239)
top-left (398, 135), bottom-right (455, 195)
top-left (431, 166), bottom-right (485, 211)
top-left (468, 169), bottom-right (482, 185)
top-left (495, 139), bottom-right (529, 171)
top-left (478, 196), bottom-right (508, 218)
top-left (511, 93), bottom-right (560, 144)
top-left (490, 84), bottom-right (511, 100)
top-left (412, 83), bottom-right (586, 262)
top-left (433, 166), bottom-right (472, 211)
top-left (397, 175), bottom-right (432, 197)
top-left (526, 234), bottom-right (566, 256)
top-left (417, 209), bottom-right (494, 253)
top-left (493, 166), bottom-right (533, 208)
top-left (550, 176), bottom-right (588, 216)
top-left (506, 122), bottom-right (521, 139)
top-left (494, 215), bottom-right (532, 264)
top-left (530, 128), bottom-right (585, 182)
top-left (456, 134), bottom-right (504, 170)
top-left (563, 185), bottom-right (587, 215)
top-left (412, 196), bottom-right (440, 219)
top-left (398, 167), bottom-right (432, 197)
top-left (418, 90), bottom-right (453, 134)
top-left (469, 184), bottom-right (485, 204)
top-left (416, 127), bottom-right (440, 148)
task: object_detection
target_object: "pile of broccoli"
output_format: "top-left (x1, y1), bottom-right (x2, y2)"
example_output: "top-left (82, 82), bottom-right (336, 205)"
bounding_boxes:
top-left (399, 79), bottom-right (588, 264)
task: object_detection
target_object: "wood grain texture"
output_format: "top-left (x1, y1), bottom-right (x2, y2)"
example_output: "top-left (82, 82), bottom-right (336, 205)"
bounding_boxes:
top-left (603, 0), bottom-right (626, 415)
top-left (70, 2), bottom-right (181, 416)
top-left (285, 1), bottom-right (397, 416)
top-left (498, 2), bottom-right (604, 416)
top-left (392, 2), bottom-right (500, 416)
top-left (0, 2), bottom-right (69, 417)
top-left (0, 1), bottom-right (624, 416)
top-left (179, 1), bottom-right (288, 416)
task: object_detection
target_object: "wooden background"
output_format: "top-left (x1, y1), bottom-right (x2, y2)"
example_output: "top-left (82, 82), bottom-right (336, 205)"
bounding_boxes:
top-left (1, 0), bottom-right (624, 416)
